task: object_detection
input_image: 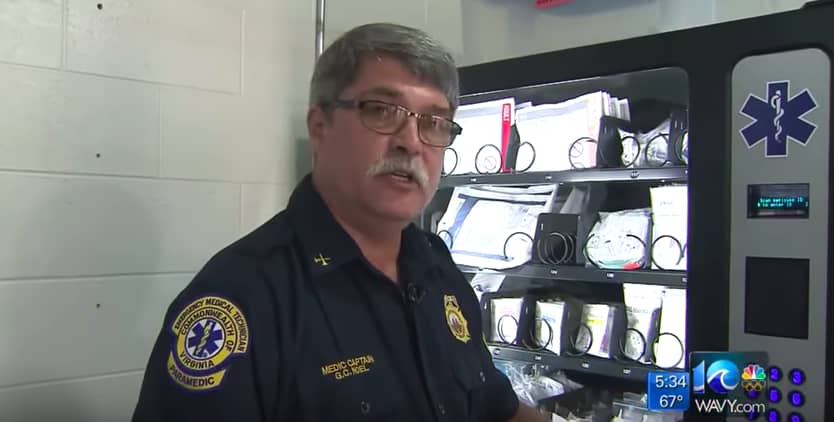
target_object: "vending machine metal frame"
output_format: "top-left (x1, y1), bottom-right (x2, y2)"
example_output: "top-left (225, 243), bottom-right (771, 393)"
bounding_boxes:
top-left (452, 3), bottom-right (833, 421)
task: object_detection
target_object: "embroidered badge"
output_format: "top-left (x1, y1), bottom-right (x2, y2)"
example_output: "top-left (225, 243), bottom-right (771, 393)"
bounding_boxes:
top-left (444, 294), bottom-right (470, 343)
top-left (167, 295), bottom-right (249, 392)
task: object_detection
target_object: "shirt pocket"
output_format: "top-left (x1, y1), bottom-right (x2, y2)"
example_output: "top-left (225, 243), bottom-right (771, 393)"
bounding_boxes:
top-left (298, 359), bottom-right (406, 422)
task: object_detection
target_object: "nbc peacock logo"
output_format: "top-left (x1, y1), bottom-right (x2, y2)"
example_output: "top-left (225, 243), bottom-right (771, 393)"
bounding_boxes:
top-left (741, 364), bottom-right (766, 392)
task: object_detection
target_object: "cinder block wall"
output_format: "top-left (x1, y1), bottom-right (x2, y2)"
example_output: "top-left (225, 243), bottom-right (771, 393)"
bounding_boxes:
top-left (0, 0), bottom-right (463, 420)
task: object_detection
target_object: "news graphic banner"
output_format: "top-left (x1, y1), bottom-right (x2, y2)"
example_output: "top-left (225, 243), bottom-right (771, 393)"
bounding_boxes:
top-left (647, 351), bottom-right (770, 417)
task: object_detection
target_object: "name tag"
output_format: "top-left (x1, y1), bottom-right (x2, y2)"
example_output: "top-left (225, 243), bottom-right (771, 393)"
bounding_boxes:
top-left (320, 354), bottom-right (376, 381)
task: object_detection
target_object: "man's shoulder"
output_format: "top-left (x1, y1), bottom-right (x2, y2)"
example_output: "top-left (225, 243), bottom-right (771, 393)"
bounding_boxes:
top-left (419, 229), bottom-right (457, 269)
top-left (136, 212), bottom-right (299, 415)
top-left (173, 211), bottom-right (299, 308)
top-left (421, 229), bottom-right (449, 254)
top-left (416, 228), bottom-right (470, 287)
top-left (223, 210), bottom-right (295, 261)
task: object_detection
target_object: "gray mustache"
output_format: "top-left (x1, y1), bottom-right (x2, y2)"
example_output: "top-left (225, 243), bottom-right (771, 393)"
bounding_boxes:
top-left (366, 156), bottom-right (429, 188)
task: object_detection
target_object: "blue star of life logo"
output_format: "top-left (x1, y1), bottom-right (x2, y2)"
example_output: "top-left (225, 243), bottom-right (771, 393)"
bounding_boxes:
top-left (186, 319), bottom-right (224, 359)
top-left (740, 80), bottom-right (818, 158)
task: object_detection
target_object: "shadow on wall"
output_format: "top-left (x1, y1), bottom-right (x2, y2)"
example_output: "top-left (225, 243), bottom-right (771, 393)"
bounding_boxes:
top-left (483, 0), bottom-right (655, 17)
top-left (9, 178), bottom-right (162, 280)
top-left (1, 177), bottom-right (168, 422)
top-left (460, 0), bottom-right (663, 65)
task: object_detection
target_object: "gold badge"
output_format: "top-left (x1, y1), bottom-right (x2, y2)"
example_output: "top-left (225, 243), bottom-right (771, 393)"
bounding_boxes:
top-left (444, 294), bottom-right (470, 343)
top-left (167, 296), bottom-right (249, 392)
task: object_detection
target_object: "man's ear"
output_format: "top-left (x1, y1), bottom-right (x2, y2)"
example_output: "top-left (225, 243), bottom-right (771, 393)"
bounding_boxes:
top-left (307, 106), bottom-right (331, 169)
top-left (307, 106), bottom-right (331, 165)
top-left (307, 106), bottom-right (328, 140)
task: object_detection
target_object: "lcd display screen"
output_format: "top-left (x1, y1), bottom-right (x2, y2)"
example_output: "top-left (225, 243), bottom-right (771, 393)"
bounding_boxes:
top-left (747, 183), bottom-right (809, 218)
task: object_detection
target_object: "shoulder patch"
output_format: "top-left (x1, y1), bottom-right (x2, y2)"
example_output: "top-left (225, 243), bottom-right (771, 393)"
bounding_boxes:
top-left (166, 295), bottom-right (250, 392)
top-left (444, 294), bottom-right (471, 344)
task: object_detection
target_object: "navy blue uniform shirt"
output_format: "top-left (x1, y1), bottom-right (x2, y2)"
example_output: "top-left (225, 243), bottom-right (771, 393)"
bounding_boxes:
top-left (131, 174), bottom-right (519, 421)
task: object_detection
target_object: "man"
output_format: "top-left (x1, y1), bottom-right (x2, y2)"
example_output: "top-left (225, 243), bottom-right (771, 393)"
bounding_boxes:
top-left (132, 22), bottom-right (548, 422)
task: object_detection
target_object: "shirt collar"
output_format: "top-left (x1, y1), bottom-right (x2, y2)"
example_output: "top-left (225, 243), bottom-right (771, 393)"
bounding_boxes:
top-left (286, 174), bottom-right (441, 283)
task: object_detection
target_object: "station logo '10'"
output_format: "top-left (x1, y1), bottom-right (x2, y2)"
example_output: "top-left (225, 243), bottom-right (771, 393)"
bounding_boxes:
top-left (693, 360), bottom-right (766, 394)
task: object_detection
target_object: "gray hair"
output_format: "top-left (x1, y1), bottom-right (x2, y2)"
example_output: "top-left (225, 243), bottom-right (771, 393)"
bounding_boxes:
top-left (309, 23), bottom-right (459, 114)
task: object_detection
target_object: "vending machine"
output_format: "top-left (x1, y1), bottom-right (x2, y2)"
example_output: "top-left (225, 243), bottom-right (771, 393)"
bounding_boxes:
top-left (424, 2), bottom-right (832, 421)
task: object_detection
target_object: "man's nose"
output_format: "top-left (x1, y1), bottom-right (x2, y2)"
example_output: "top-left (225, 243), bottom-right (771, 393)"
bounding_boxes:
top-left (391, 116), bottom-right (422, 154)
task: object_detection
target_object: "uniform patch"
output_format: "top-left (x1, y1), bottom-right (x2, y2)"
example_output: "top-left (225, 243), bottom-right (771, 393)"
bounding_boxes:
top-left (167, 295), bottom-right (249, 392)
top-left (444, 294), bottom-right (470, 343)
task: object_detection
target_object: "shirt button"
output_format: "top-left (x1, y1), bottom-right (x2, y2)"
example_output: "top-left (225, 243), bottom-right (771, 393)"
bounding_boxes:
top-left (479, 371), bottom-right (486, 382)
top-left (360, 401), bottom-right (371, 415)
top-left (438, 403), bottom-right (446, 415)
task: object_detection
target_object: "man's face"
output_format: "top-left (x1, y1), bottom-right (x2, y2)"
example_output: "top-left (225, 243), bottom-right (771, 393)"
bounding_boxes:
top-left (308, 55), bottom-right (451, 224)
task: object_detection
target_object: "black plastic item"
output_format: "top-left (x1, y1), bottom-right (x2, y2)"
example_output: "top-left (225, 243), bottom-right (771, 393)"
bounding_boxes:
top-left (627, 99), bottom-right (681, 133)
top-left (668, 107), bottom-right (689, 165)
top-left (803, 0), bottom-right (834, 8)
top-left (458, 264), bottom-right (687, 287)
top-left (532, 213), bottom-right (580, 265)
top-left (516, 295), bottom-right (539, 348)
top-left (487, 344), bottom-right (657, 382)
top-left (503, 124), bottom-right (522, 171)
top-left (596, 116), bottom-right (634, 168)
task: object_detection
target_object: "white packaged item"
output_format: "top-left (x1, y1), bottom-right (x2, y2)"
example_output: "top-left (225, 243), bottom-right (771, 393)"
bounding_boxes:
top-left (446, 97), bottom-right (515, 175)
top-left (514, 91), bottom-right (610, 172)
top-left (436, 185), bottom-right (558, 270)
top-left (490, 297), bottom-right (525, 344)
top-left (622, 284), bottom-right (665, 363)
top-left (654, 288), bottom-right (687, 369)
top-left (650, 185), bottom-right (688, 271)
top-left (620, 118), bottom-right (672, 168)
top-left (535, 300), bottom-right (566, 354)
top-left (574, 303), bottom-right (615, 359)
top-left (584, 208), bottom-right (652, 270)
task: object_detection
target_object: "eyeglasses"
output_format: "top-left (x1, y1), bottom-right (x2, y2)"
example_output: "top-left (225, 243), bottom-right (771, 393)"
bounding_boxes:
top-left (329, 99), bottom-right (463, 148)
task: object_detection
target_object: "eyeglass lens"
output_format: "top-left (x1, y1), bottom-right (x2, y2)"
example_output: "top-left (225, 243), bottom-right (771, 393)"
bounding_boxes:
top-left (358, 101), bottom-right (458, 147)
